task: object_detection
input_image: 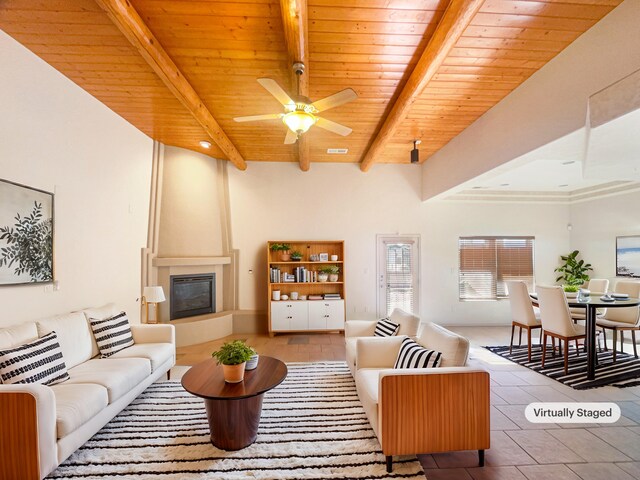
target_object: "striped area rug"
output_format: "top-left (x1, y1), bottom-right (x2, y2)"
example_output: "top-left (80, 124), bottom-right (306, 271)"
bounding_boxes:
top-left (48, 362), bottom-right (425, 479)
top-left (486, 345), bottom-right (640, 389)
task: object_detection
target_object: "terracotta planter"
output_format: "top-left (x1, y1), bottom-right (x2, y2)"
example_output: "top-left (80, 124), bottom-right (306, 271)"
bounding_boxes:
top-left (280, 252), bottom-right (291, 261)
top-left (222, 362), bottom-right (246, 383)
top-left (318, 273), bottom-right (329, 282)
top-left (329, 273), bottom-right (339, 282)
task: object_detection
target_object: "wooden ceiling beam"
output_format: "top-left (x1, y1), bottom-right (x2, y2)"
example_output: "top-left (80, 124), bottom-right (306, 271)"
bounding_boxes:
top-left (94, 0), bottom-right (247, 170)
top-left (359, 0), bottom-right (483, 172)
top-left (280, 0), bottom-right (310, 172)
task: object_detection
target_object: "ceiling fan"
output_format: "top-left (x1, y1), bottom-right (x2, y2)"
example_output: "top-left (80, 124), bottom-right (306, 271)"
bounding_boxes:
top-left (233, 63), bottom-right (357, 144)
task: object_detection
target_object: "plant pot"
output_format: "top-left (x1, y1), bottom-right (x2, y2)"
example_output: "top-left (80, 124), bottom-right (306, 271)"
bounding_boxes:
top-left (291, 257), bottom-right (302, 262)
top-left (318, 273), bottom-right (329, 282)
top-left (246, 354), bottom-right (259, 370)
top-left (222, 362), bottom-right (246, 383)
top-left (564, 289), bottom-right (579, 298)
top-left (329, 273), bottom-right (339, 282)
top-left (280, 252), bottom-right (291, 261)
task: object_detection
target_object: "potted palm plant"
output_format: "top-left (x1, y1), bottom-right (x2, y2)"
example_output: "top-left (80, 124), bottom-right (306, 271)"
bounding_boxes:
top-left (270, 243), bottom-right (292, 261)
top-left (554, 250), bottom-right (593, 298)
top-left (212, 340), bottom-right (255, 383)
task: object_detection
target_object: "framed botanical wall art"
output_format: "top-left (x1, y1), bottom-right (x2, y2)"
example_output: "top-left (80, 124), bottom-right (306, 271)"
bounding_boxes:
top-left (616, 236), bottom-right (640, 278)
top-left (0, 179), bottom-right (54, 285)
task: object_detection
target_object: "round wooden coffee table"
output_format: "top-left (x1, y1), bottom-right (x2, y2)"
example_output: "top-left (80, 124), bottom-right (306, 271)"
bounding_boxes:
top-left (181, 356), bottom-right (287, 450)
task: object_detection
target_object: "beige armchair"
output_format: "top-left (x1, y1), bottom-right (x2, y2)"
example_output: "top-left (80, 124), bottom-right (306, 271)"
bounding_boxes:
top-left (597, 281), bottom-right (640, 361)
top-left (570, 278), bottom-right (610, 322)
top-left (354, 323), bottom-right (490, 472)
top-left (344, 308), bottom-right (420, 375)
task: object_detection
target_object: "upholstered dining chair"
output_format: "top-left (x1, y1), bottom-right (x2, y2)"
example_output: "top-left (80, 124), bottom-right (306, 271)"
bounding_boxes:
top-left (597, 281), bottom-right (640, 361)
top-left (570, 278), bottom-right (610, 322)
top-left (506, 281), bottom-right (542, 362)
top-left (537, 285), bottom-right (587, 375)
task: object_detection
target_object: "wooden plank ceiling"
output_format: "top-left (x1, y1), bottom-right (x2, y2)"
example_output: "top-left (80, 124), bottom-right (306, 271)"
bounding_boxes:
top-left (0, 0), bottom-right (622, 170)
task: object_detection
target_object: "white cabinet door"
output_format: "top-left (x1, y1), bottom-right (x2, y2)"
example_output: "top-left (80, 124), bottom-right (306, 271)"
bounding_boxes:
top-left (308, 301), bottom-right (328, 330)
top-left (326, 300), bottom-right (345, 330)
top-left (288, 302), bottom-right (308, 330)
top-left (271, 302), bottom-right (290, 331)
top-left (308, 300), bottom-right (344, 330)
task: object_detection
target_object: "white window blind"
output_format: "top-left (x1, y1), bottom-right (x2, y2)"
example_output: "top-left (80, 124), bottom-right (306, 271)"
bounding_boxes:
top-left (459, 236), bottom-right (534, 300)
top-left (384, 242), bottom-right (415, 315)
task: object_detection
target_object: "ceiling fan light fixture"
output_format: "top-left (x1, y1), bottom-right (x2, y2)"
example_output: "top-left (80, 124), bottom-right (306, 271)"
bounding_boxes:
top-left (282, 110), bottom-right (317, 135)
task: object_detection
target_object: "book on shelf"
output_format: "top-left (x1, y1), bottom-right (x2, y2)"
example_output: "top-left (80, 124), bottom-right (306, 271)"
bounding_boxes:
top-left (323, 294), bottom-right (342, 300)
top-left (308, 294), bottom-right (323, 300)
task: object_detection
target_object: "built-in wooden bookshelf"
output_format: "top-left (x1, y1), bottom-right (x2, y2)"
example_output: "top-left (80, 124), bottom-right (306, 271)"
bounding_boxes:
top-left (267, 240), bottom-right (345, 336)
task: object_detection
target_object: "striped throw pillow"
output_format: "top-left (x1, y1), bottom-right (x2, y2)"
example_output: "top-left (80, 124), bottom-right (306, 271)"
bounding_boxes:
top-left (374, 318), bottom-right (400, 337)
top-left (394, 337), bottom-right (442, 369)
top-left (90, 311), bottom-right (134, 358)
top-left (0, 331), bottom-right (70, 385)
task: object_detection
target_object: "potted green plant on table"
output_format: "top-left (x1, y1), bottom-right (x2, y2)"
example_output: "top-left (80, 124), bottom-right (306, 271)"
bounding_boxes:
top-left (290, 250), bottom-right (303, 261)
top-left (319, 265), bottom-right (340, 282)
top-left (554, 250), bottom-right (593, 298)
top-left (270, 243), bottom-right (292, 261)
top-left (212, 340), bottom-right (255, 383)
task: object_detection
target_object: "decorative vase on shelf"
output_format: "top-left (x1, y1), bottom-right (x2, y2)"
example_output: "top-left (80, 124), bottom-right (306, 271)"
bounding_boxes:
top-left (222, 363), bottom-right (246, 383)
top-left (281, 251), bottom-right (291, 261)
top-left (329, 274), bottom-right (339, 282)
top-left (318, 273), bottom-right (329, 282)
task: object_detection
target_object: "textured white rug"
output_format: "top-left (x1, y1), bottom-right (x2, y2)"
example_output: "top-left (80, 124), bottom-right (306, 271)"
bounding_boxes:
top-left (48, 362), bottom-right (426, 479)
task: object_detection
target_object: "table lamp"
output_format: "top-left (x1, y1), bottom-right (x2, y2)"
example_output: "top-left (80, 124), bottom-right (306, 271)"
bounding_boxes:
top-left (143, 286), bottom-right (166, 324)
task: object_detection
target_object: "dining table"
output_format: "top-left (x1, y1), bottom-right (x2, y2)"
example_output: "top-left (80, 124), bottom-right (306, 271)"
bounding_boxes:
top-left (530, 293), bottom-right (640, 380)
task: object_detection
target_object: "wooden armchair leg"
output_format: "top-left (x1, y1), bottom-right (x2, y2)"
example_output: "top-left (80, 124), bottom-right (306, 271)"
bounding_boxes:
top-left (509, 324), bottom-right (515, 354)
top-left (633, 330), bottom-right (638, 358)
top-left (479, 449), bottom-right (485, 467)
top-left (602, 328), bottom-right (608, 351)
top-left (386, 455), bottom-right (393, 473)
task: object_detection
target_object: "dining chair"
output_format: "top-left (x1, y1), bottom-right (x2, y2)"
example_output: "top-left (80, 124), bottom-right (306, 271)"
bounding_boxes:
top-left (597, 281), bottom-right (640, 361)
top-left (506, 281), bottom-right (542, 362)
top-left (570, 278), bottom-right (610, 322)
top-left (537, 285), bottom-right (587, 375)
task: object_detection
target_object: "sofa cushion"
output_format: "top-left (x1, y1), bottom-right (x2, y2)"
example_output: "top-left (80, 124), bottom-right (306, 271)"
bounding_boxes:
top-left (394, 337), bottom-right (442, 369)
top-left (355, 369), bottom-right (380, 436)
top-left (389, 308), bottom-right (420, 337)
top-left (109, 343), bottom-right (174, 372)
top-left (89, 312), bottom-right (134, 358)
top-left (37, 312), bottom-right (94, 369)
top-left (65, 357), bottom-right (151, 403)
top-left (345, 337), bottom-right (357, 369)
top-left (0, 331), bottom-right (70, 386)
top-left (374, 318), bottom-right (400, 337)
top-left (50, 383), bottom-right (108, 438)
top-left (81, 303), bottom-right (119, 357)
top-left (0, 322), bottom-right (38, 349)
top-left (418, 323), bottom-right (469, 367)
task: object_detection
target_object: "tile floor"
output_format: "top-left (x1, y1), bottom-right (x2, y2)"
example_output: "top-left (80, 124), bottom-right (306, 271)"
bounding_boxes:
top-left (174, 326), bottom-right (640, 480)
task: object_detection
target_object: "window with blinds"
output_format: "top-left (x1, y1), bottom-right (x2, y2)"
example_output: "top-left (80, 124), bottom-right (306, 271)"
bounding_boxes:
top-left (459, 236), bottom-right (534, 300)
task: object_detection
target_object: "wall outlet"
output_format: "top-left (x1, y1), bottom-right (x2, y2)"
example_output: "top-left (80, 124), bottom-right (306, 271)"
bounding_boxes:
top-left (53, 280), bottom-right (60, 291)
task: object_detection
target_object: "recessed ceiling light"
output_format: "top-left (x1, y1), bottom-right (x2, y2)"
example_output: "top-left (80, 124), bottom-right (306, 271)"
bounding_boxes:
top-left (562, 161), bottom-right (576, 165)
top-left (199, 140), bottom-right (212, 149)
top-left (500, 183), bottom-right (510, 187)
top-left (558, 184), bottom-right (569, 187)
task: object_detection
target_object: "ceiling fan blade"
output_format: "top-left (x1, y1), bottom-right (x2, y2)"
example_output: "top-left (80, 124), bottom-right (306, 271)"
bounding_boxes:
top-left (284, 129), bottom-right (298, 144)
top-left (233, 113), bottom-right (282, 122)
top-left (316, 117), bottom-right (352, 136)
top-left (257, 78), bottom-right (294, 106)
top-left (312, 88), bottom-right (357, 112)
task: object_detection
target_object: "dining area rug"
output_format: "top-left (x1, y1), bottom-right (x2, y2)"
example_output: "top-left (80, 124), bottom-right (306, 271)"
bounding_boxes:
top-left (47, 362), bottom-right (426, 479)
top-left (486, 345), bottom-right (640, 390)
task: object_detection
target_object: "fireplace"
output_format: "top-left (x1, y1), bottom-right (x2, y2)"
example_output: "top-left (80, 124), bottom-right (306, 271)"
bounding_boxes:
top-left (170, 273), bottom-right (216, 320)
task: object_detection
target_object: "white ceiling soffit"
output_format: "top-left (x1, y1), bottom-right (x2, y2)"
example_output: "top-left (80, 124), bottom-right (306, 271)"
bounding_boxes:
top-left (585, 68), bottom-right (640, 180)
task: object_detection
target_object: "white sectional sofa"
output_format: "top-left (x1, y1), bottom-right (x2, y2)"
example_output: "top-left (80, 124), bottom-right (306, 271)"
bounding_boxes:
top-left (353, 323), bottom-right (490, 472)
top-left (0, 303), bottom-right (175, 480)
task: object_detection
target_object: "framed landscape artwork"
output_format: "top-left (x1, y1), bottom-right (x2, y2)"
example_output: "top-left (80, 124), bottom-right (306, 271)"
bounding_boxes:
top-left (616, 236), bottom-right (640, 278)
top-left (0, 179), bottom-right (54, 285)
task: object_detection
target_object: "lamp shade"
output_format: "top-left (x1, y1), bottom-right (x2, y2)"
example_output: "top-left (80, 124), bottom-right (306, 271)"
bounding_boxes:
top-left (143, 286), bottom-right (166, 303)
